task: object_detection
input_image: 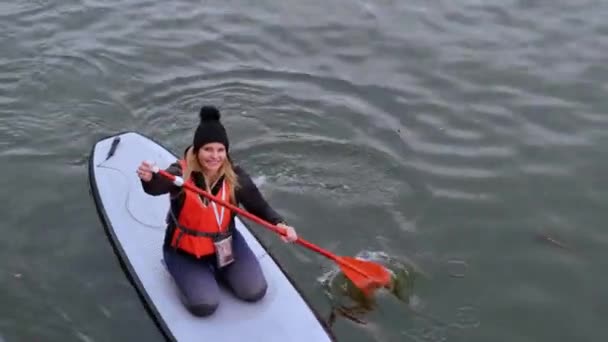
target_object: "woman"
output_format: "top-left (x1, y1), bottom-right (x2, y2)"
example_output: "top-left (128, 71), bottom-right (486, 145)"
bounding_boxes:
top-left (136, 105), bottom-right (298, 317)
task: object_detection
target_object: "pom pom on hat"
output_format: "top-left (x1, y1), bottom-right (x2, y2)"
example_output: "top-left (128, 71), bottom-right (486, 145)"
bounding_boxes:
top-left (192, 105), bottom-right (229, 152)
top-left (199, 106), bottom-right (221, 122)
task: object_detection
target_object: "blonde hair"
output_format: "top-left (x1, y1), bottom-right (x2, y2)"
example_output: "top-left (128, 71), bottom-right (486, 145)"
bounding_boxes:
top-left (183, 146), bottom-right (239, 204)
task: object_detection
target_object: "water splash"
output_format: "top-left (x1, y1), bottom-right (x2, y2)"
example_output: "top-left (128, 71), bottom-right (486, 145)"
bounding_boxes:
top-left (318, 250), bottom-right (420, 310)
top-left (251, 175), bottom-right (267, 188)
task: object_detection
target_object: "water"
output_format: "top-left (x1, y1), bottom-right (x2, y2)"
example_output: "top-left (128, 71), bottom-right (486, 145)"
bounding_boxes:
top-left (1, 0), bottom-right (608, 341)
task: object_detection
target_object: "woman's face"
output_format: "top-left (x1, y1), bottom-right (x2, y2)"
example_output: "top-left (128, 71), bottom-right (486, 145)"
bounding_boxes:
top-left (197, 143), bottom-right (226, 173)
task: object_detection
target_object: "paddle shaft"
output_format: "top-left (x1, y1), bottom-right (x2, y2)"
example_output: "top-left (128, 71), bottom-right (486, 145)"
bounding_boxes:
top-left (154, 168), bottom-right (338, 261)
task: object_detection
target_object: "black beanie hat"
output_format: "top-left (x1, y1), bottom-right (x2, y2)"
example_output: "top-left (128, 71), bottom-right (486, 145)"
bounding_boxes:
top-left (192, 106), bottom-right (229, 152)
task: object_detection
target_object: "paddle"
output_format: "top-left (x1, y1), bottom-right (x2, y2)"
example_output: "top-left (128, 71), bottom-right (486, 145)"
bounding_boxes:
top-left (150, 166), bottom-right (392, 295)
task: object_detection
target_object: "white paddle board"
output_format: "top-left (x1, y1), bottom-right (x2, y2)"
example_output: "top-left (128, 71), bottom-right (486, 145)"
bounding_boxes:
top-left (88, 131), bottom-right (335, 342)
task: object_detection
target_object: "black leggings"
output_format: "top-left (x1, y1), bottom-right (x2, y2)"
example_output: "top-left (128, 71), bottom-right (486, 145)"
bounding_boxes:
top-left (163, 229), bottom-right (267, 316)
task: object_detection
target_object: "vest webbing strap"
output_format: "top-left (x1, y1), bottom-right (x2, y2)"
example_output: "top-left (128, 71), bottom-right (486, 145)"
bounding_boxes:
top-left (168, 209), bottom-right (233, 249)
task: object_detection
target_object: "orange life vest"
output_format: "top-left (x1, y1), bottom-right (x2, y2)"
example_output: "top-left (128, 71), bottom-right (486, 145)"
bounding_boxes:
top-left (169, 159), bottom-right (233, 258)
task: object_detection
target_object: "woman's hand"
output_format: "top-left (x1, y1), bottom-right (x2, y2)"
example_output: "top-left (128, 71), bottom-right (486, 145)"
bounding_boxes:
top-left (277, 223), bottom-right (298, 243)
top-left (137, 161), bottom-right (154, 182)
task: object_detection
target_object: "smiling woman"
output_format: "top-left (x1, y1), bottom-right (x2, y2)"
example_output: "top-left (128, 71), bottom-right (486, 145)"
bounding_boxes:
top-left (136, 105), bottom-right (299, 317)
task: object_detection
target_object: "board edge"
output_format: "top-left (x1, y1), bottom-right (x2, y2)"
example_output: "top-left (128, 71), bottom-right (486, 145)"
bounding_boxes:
top-left (87, 130), bottom-right (176, 342)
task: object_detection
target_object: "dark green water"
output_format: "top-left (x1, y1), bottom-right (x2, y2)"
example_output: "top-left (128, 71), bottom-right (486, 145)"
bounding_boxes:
top-left (1, 0), bottom-right (608, 341)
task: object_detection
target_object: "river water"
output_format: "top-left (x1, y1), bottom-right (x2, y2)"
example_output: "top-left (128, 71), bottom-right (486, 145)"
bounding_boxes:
top-left (1, 0), bottom-right (607, 341)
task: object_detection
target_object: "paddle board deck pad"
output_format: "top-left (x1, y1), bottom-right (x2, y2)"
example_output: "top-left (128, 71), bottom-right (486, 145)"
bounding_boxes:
top-left (88, 131), bottom-right (335, 342)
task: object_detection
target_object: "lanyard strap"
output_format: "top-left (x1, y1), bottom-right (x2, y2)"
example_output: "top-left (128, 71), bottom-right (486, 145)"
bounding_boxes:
top-left (211, 181), bottom-right (226, 230)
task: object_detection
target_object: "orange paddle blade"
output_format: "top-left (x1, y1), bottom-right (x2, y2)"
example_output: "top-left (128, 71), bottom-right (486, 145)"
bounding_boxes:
top-left (336, 256), bottom-right (392, 295)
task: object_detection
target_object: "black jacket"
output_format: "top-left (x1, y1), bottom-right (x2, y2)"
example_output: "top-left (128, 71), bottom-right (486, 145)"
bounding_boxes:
top-left (140, 158), bottom-right (285, 248)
